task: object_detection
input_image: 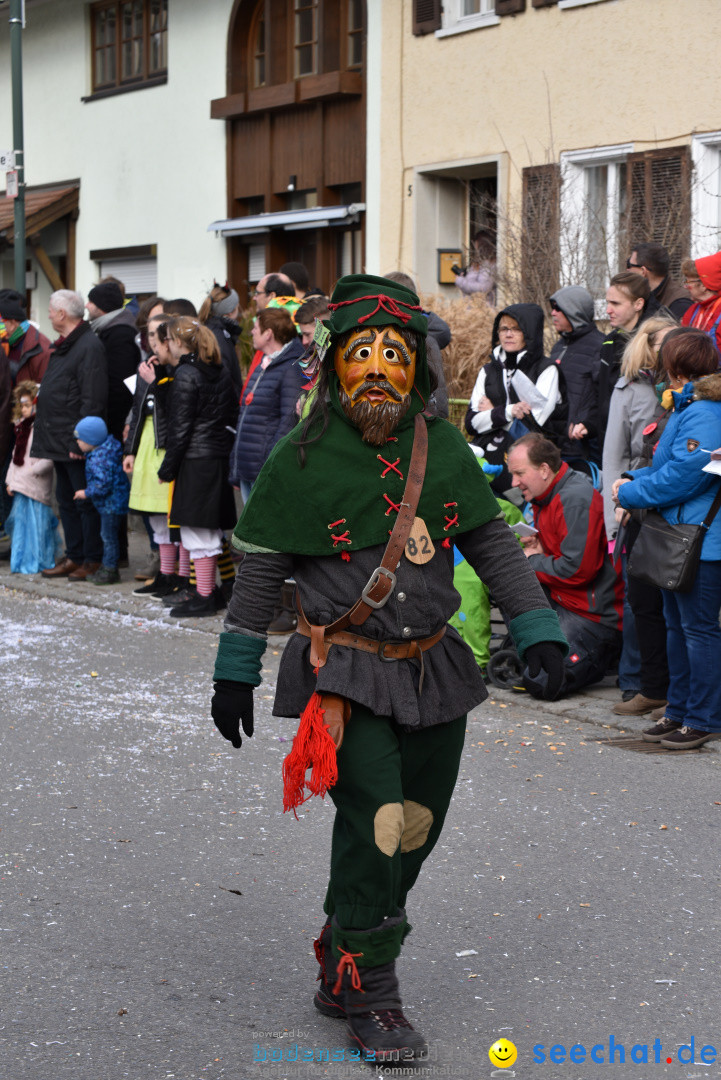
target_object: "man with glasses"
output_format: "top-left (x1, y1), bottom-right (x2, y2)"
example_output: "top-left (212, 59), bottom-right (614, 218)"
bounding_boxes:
top-left (252, 272), bottom-right (295, 311)
top-left (627, 242), bottom-right (691, 321)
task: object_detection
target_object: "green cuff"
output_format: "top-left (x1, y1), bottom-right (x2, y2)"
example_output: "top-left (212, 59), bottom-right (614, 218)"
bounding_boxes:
top-left (509, 608), bottom-right (569, 659)
top-left (332, 914), bottom-right (411, 968)
top-left (213, 632), bottom-right (266, 686)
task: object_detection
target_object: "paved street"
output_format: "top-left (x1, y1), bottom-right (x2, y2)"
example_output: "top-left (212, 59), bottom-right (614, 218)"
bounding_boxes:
top-left (2, 558), bottom-right (721, 1080)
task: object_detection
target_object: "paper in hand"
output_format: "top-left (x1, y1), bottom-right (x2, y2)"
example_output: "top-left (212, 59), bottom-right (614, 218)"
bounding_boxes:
top-left (509, 520), bottom-right (538, 538)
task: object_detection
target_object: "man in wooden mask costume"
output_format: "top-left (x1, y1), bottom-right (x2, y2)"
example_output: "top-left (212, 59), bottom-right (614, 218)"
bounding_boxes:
top-left (211, 274), bottom-right (567, 1061)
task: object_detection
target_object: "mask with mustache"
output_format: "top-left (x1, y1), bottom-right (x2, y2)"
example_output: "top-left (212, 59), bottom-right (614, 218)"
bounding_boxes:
top-left (338, 388), bottom-right (411, 445)
top-left (334, 326), bottom-right (415, 445)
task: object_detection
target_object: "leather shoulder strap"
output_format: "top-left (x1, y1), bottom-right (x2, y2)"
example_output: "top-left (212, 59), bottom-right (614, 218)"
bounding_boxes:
top-left (701, 480), bottom-right (721, 529)
top-left (329, 412), bottom-right (428, 634)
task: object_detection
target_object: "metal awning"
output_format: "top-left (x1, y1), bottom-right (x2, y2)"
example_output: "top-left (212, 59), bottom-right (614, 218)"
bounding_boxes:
top-left (207, 203), bottom-right (365, 238)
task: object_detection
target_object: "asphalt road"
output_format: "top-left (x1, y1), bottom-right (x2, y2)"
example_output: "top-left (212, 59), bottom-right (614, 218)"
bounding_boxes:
top-left (2, 572), bottom-right (721, 1080)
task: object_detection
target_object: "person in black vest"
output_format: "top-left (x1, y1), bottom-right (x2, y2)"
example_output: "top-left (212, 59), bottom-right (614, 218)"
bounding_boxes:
top-left (465, 303), bottom-right (566, 498)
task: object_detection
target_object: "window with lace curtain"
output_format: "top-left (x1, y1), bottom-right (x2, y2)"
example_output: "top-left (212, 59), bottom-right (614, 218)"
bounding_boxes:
top-left (90, 0), bottom-right (167, 95)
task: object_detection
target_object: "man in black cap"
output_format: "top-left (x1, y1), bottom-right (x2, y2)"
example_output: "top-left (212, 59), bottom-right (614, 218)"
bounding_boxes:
top-left (86, 282), bottom-right (140, 443)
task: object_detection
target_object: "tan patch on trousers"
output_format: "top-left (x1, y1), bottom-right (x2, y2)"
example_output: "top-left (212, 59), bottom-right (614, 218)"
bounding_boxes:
top-left (401, 801), bottom-right (434, 853)
top-left (374, 802), bottom-right (405, 856)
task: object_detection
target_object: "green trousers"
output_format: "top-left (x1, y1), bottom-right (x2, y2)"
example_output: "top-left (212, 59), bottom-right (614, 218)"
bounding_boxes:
top-left (324, 704), bottom-right (466, 941)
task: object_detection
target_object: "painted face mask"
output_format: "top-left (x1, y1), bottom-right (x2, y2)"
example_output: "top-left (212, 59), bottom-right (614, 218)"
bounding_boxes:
top-left (334, 326), bottom-right (416, 407)
top-left (333, 326), bottom-right (417, 446)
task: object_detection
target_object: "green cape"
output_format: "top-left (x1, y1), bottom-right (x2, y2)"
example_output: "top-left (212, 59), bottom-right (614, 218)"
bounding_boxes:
top-left (233, 412), bottom-right (501, 555)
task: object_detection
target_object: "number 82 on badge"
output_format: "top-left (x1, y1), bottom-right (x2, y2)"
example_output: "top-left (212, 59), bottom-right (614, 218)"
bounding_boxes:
top-left (405, 517), bottom-right (435, 564)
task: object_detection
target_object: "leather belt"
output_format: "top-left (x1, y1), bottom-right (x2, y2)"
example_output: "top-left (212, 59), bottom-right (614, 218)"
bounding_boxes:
top-left (296, 607), bottom-right (445, 692)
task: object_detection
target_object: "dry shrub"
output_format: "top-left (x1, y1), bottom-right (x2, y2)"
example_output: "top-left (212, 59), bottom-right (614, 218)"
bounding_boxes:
top-left (421, 291), bottom-right (497, 401)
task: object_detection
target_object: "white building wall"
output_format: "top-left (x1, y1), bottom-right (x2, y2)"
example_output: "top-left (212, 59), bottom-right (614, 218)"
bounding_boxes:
top-left (0, 0), bottom-right (234, 331)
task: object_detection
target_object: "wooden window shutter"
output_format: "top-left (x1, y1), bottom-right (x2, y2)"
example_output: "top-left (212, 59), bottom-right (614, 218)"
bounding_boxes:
top-left (625, 146), bottom-right (691, 279)
top-left (532, 0), bottom-right (557, 8)
top-left (522, 163), bottom-right (560, 299)
top-left (496, 0), bottom-right (526, 14)
top-left (412, 0), bottom-right (442, 35)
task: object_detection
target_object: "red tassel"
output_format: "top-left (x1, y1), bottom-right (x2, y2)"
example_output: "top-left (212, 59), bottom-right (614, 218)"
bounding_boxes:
top-left (442, 538), bottom-right (451, 548)
top-left (341, 551), bottom-right (351, 562)
top-left (282, 687), bottom-right (338, 814)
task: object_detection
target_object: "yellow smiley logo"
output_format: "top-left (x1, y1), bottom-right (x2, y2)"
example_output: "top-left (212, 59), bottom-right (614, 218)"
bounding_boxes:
top-left (488, 1038), bottom-right (518, 1068)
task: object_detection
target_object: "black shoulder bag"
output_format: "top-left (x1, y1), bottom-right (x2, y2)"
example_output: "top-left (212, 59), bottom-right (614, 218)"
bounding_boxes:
top-left (627, 482), bottom-right (721, 592)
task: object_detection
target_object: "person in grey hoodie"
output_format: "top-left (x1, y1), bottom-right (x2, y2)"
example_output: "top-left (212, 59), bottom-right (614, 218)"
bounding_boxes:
top-left (549, 285), bottom-right (604, 466)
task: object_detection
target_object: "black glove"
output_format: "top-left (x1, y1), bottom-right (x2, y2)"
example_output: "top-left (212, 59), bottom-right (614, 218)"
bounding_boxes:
top-left (522, 642), bottom-right (566, 701)
top-left (211, 680), bottom-right (255, 749)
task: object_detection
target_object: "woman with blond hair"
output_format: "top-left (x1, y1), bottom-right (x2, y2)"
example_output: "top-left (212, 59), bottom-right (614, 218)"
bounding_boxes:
top-left (157, 317), bottom-right (237, 617)
top-left (602, 314), bottom-right (677, 717)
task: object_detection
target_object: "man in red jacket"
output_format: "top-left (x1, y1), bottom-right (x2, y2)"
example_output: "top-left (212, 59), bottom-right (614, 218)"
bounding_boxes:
top-left (508, 433), bottom-right (623, 696)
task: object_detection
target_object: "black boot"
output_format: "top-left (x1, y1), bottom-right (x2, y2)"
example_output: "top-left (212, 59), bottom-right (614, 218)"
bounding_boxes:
top-left (333, 913), bottom-right (428, 1063)
top-left (313, 920), bottom-right (346, 1019)
top-left (267, 581), bottom-right (298, 635)
top-left (344, 961), bottom-right (428, 1062)
top-left (133, 571), bottom-right (181, 596)
top-left (169, 589), bottom-right (218, 618)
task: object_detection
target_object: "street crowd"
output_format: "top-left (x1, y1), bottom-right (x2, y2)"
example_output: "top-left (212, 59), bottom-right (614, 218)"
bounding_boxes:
top-left (1, 243), bottom-right (721, 750)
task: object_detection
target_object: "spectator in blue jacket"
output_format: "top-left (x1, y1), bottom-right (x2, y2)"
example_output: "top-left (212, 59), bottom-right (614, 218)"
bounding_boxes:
top-left (614, 328), bottom-right (721, 749)
top-left (229, 307), bottom-right (304, 501)
top-left (73, 415), bottom-right (130, 586)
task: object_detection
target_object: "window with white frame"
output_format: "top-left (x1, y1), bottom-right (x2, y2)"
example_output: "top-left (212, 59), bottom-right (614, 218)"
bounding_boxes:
top-left (560, 144), bottom-right (633, 307)
top-left (436, 0), bottom-right (498, 38)
top-left (559, 0), bottom-right (612, 9)
top-left (692, 131), bottom-right (721, 256)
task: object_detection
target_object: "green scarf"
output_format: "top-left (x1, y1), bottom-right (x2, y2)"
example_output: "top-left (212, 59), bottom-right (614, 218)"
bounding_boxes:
top-left (8, 320), bottom-right (29, 348)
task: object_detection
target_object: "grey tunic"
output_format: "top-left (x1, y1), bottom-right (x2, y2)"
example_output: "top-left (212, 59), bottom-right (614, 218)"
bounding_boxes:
top-left (224, 516), bottom-right (552, 731)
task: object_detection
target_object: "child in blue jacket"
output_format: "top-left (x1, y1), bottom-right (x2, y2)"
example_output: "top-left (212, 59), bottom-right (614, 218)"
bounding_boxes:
top-left (73, 416), bottom-right (130, 585)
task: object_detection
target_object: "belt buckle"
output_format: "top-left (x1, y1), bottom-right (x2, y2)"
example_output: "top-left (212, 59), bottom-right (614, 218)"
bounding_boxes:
top-left (361, 566), bottom-right (397, 609)
top-left (378, 641), bottom-right (397, 662)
